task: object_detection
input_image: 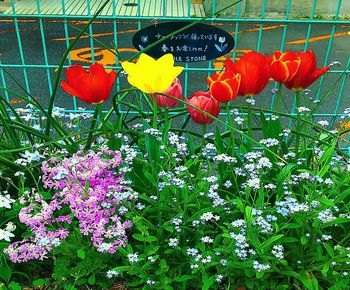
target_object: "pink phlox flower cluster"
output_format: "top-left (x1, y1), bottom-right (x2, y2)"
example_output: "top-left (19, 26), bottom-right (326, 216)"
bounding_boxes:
top-left (4, 227), bottom-right (69, 263)
top-left (5, 149), bottom-right (137, 263)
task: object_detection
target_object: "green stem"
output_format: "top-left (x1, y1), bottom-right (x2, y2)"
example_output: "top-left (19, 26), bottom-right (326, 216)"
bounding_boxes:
top-left (84, 106), bottom-right (99, 151)
top-left (226, 102), bottom-right (235, 155)
top-left (153, 94), bottom-right (158, 128)
top-left (202, 125), bottom-right (207, 148)
top-left (164, 108), bottom-right (169, 125)
top-left (275, 83), bottom-right (283, 113)
top-left (295, 91), bottom-right (301, 155)
top-left (247, 98), bottom-right (253, 149)
top-left (97, 104), bottom-right (107, 137)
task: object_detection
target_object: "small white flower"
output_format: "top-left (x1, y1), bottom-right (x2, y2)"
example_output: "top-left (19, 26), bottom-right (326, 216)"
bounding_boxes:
top-left (246, 97), bottom-right (256, 105)
top-left (168, 238), bottom-right (179, 247)
top-left (190, 264), bottom-right (199, 269)
top-left (146, 279), bottom-right (156, 285)
top-left (271, 245), bottom-right (284, 260)
top-left (0, 229), bottom-right (15, 242)
top-left (329, 60), bottom-right (341, 67)
top-left (216, 274), bottom-right (223, 283)
top-left (0, 194), bottom-right (15, 209)
top-left (200, 236), bottom-right (214, 244)
top-left (297, 107), bottom-right (310, 113)
top-left (5, 222), bottom-right (16, 232)
top-left (246, 178), bottom-right (261, 190)
top-left (253, 260), bottom-right (270, 272)
top-left (260, 138), bottom-right (279, 148)
top-left (317, 120), bottom-right (329, 127)
top-left (106, 269), bottom-right (119, 278)
top-left (224, 180), bottom-right (232, 188)
top-left (127, 253), bottom-right (139, 263)
top-left (234, 116), bottom-right (244, 125)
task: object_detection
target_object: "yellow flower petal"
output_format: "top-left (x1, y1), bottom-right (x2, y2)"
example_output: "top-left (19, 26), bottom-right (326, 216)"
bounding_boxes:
top-left (121, 53), bottom-right (184, 93)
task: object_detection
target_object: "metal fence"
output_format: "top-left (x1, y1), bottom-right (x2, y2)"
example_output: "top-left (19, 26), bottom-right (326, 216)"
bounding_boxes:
top-left (0, 0), bottom-right (349, 125)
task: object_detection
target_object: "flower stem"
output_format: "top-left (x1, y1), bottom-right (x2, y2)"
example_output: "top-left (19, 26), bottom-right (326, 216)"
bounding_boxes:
top-left (97, 103), bottom-right (107, 137)
top-left (84, 106), bottom-right (99, 151)
top-left (247, 99), bottom-right (253, 149)
top-left (202, 125), bottom-right (207, 148)
top-left (153, 94), bottom-right (158, 128)
top-left (275, 83), bottom-right (283, 113)
top-left (226, 103), bottom-right (235, 155)
top-left (294, 91), bottom-right (301, 155)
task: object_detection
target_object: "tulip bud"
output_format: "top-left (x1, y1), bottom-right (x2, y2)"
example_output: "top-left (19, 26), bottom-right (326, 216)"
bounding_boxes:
top-left (270, 51), bottom-right (301, 83)
top-left (151, 78), bottom-right (183, 108)
top-left (186, 91), bottom-right (220, 125)
top-left (207, 71), bottom-right (241, 103)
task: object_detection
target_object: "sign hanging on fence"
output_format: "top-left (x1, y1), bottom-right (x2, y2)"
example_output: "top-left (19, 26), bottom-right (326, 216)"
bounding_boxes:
top-left (132, 21), bottom-right (235, 63)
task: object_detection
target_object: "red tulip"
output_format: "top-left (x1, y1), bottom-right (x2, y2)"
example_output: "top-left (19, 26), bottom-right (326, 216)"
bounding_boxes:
top-left (150, 78), bottom-right (182, 108)
top-left (186, 91), bottom-right (220, 125)
top-left (207, 70), bottom-right (241, 103)
top-left (225, 51), bottom-right (270, 97)
top-left (283, 50), bottom-right (330, 90)
top-left (61, 64), bottom-right (116, 104)
top-left (270, 51), bottom-right (301, 83)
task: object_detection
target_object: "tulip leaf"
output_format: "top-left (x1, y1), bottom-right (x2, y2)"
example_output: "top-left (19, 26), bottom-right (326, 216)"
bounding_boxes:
top-left (0, 255), bottom-right (11, 283)
top-left (214, 127), bottom-right (225, 154)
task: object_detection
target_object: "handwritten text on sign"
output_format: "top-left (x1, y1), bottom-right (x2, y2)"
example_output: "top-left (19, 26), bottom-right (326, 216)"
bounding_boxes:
top-left (132, 22), bottom-right (235, 63)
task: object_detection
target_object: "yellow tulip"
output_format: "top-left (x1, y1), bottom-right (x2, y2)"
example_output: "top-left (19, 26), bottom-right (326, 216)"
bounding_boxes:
top-left (121, 53), bottom-right (184, 94)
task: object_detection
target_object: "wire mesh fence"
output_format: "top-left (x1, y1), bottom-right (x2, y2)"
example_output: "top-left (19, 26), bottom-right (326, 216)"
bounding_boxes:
top-left (0, 0), bottom-right (349, 138)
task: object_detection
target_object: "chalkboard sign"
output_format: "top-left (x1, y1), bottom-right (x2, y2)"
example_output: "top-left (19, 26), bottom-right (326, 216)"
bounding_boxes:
top-left (132, 22), bottom-right (235, 63)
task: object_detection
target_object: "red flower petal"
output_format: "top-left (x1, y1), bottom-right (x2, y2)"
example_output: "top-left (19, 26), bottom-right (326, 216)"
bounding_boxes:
top-left (271, 61), bottom-right (290, 83)
top-left (60, 80), bottom-right (83, 99)
top-left (90, 63), bottom-right (107, 76)
top-left (66, 65), bottom-right (87, 88)
top-left (210, 81), bottom-right (233, 103)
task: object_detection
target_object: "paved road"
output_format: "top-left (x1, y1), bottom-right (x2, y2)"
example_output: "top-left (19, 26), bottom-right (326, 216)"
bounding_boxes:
top-left (0, 19), bottom-right (350, 124)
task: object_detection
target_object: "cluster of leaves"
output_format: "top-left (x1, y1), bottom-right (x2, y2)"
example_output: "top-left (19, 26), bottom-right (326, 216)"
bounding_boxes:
top-left (104, 115), bottom-right (350, 290)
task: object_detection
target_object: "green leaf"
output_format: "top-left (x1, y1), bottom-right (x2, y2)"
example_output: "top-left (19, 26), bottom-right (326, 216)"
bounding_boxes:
top-left (321, 261), bottom-right (330, 277)
top-left (143, 171), bottom-right (157, 187)
top-left (75, 278), bottom-right (87, 286)
top-left (174, 275), bottom-right (193, 282)
top-left (0, 256), bottom-right (11, 283)
top-left (33, 279), bottom-right (47, 286)
top-left (145, 133), bottom-right (161, 165)
top-left (256, 271), bottom-right (265, 279)
top-left (261, 234), bottom-right (284, 251)
top-left (77, 248), bottom-right (86, 259)
top-left (202, 276), bottom-right (215, 290)
top-left (214, 127), bottom-right (225, 154)
top-left (321, 218), bottom-right (350, 228)
top-left (300, 236), bottom-right (308, 246)
top-left (88, 275), bottom-right (96, 285)
top-left (132, 233), bottom-right (158, 243)
top-left (318, 197), bottom-right (334, 207)
top-left (323, 243), bottom-right (334, 257)
top-left (113, 266), bottom-right (131, 273)
top-left (39, 191), bottom-right (52, 200)
top-left (187, 134), bottom-right (195, 157)
top-left (283, 223), bottom-right (302, 229)
top-left (8, 281), bottom-right (21, 290)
